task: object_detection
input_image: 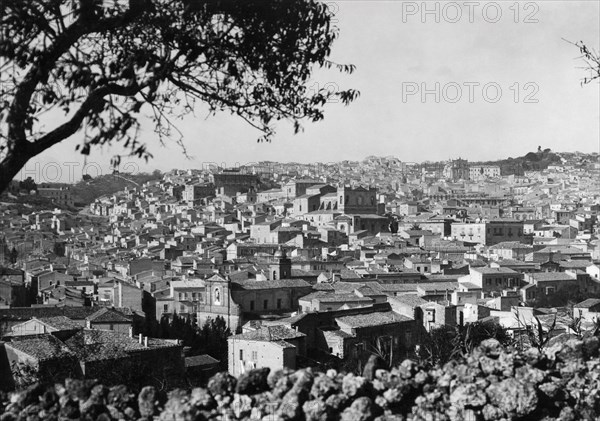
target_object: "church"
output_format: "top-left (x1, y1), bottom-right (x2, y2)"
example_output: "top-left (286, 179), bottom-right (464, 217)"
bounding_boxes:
top-left (197, 249), bottom-right (313, 331)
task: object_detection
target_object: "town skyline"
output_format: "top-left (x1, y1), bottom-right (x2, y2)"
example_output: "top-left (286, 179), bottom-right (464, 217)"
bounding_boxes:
top-left (15, 148), bottom-right (599, 185)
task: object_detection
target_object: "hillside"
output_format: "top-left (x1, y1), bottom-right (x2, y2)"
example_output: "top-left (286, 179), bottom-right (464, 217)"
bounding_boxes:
top-left (476, 148), bottom-right (563, 175)
top-left (71, 172), bottom-right (162, 205)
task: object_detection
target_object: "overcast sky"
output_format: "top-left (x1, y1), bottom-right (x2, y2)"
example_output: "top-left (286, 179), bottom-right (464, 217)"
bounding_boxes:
top-left (21, 1), bottom-right (600, 183)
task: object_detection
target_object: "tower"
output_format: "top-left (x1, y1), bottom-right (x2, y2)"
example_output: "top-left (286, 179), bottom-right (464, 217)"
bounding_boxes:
top-left (270, 248), bottom-right (291, 280)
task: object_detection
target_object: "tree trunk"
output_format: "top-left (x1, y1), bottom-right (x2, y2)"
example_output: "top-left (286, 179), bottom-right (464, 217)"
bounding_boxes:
top-left (0, 149), bottom-right (33, 193)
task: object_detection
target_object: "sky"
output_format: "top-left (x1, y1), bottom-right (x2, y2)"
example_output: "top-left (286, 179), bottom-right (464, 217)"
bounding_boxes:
top-left (18, 0), bottom-right (600, 183)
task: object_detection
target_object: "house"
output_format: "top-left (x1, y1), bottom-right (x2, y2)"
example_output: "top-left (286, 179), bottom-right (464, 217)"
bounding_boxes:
top-left (84, 307), bottom-right (133, 335)
top-left (419, 301), bottom-right (458, 332)
top-left (62, 329), bottom-right (185, 388)
top-left (170, 278), bottom-right (206, 317)
top-left (333, 310), bottom-right (418, 364)
top-left (298, 290), bottom-right (373, 313)
top-left (450, 220), bottom-right (524, 245)
top-left (523, 272), bottom-right (580, 300)
top-left (1, 334), bottom-right (80, 390)
top-left (5, 316), bottom-right (81, 339)
top-left (0, 306), bottom-right (134, 332)
top-left (458, 267), bottom-right (522, 296)
top-left (0, 271), bottom-right (27, 308)
top-left (574, 298), bottom-right (600, 323)
top-left (185, 354), bottom-right (220, 386)
top-left (229, 278), bottom-right (313, 316)
top-left (227, 325), bottom-right (306, 377)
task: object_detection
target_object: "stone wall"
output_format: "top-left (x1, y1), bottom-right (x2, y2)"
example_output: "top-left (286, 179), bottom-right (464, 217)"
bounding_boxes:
top-left (2, 337), bottom-right (600, 420)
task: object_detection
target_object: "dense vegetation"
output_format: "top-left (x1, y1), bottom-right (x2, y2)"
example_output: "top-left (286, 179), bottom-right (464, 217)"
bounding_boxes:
top-left (145, 314), bottom-right (231, 372)
top-left (70, 171), bottom-right (163, 205)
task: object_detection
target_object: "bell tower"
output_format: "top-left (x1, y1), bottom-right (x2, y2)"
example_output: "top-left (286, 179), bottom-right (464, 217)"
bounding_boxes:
top-left (270, 247), bottom-right (291, 280)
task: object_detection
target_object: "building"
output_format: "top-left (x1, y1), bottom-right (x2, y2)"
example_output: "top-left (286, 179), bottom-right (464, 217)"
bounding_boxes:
top-left (450, 220), bottom-right (525, 245)
top-left (1, 327), bottom-right (184, 390)
top-left (469, 165), bottom-right (501, 180)
top-left (227, 325), bottom-right (305, 377)
top-left (183, 183), bottom-right (215, 204)
top-left (37, 186), bottom-right (74, 207)
top-left (211, 171), bottom-right (259, 196)
top-left (458, 267), bottom-right (523, 296)
top-left (443, 159), bottom-right (469, 181)
top-left (337, 186), bottom-right (379, 215)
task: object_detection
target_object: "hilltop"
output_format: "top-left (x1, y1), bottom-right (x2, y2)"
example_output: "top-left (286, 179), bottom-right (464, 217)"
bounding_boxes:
top-left (70, 172), bottom-right (163, 205)
top-left (479, 148), bottom-right (563, 175)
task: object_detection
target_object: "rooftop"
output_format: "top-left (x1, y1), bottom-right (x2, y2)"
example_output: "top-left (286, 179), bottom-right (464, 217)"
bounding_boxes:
top-left (335, 311), bottom-right (412, 329)
top-left (6, 334), bottom-right (76, 362)
top-left (230, 325), bottom-right (305, 342)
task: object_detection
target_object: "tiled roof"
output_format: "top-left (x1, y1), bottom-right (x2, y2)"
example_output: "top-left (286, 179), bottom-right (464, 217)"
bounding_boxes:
top-left (575, 298), bottom-right (600, 308)
top-left (390, 294), bottom-right (428, 307)
top-left (335, 311), bottom-right (412, 329)
top-left (559, 260), bottom-right (593, 269)
top-left (530, 273), bottom-right (576, 282)
top-left (471, 267), bottom-right (518, 275)
top-left (6, 334), bottom-right (76, 362)
top-left (37, 316), bottom-right (82, 330)
top-left (0, 306), bottom-right (101, 322)
top-left (299, 291), bottom-right (372, 303)
top-left (185, 354), bottom-right (219, 367)
top-left (230, 325), bottom-right (305, 342)
top-left (232, 279), bottom-right (310, 290)
top-left (87, 307), bottom-right (132, 323)
top-left (321, 329), bottom-right (353, 339)
top-left (64, 329), bottom-right (179, 362)
top-left (417, 282), bottom-right (459, 292)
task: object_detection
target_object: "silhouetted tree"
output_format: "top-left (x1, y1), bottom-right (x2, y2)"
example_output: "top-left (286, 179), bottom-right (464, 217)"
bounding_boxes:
top-left (569, 40), bottom-right (600, 85)
top-left (0, 0), bottom-right (358, 193)
top-left (18, 177), bottom-right (37, 192)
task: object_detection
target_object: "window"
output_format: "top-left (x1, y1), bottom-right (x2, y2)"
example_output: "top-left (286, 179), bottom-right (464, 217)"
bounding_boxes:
top-left (163, 304), bottom-right (168, 312)
top-left (426, 310), bottom-right (435, 322)
top-left (263, 300), bottom-right (268, 310)
top-left (251, 351), bottom-right (258, 361)
top-left (180, 304), bottom-right (185, 312)
top-left (239, 350), bottom-right (243, 361)
top-left (277, 299), bottom-right (282, 309)
top-left (250, 300), bottom-right (255, 311)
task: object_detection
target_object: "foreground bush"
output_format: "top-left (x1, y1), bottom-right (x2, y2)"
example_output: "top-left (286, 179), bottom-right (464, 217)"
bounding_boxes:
top-left (1, 336), bottom-right (599, 420)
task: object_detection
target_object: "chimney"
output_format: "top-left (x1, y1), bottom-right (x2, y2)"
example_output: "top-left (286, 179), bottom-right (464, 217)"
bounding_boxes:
top-left (138, 333), bottom-right (143, 344)
top-left (129, 326), bottom-right (133, 338)
top-left (144, 336), bottom-right (148, 347)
